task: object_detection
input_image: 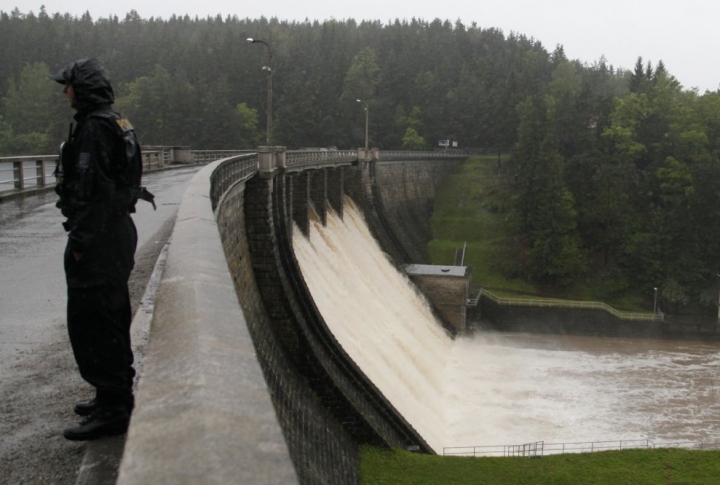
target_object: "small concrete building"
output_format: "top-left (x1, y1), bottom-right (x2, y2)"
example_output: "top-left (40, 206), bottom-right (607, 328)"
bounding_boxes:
top-left (405, 264), bottom-right (471, 333)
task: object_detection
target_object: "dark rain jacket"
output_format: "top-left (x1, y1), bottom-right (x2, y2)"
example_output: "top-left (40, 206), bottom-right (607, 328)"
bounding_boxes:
top-left (56, 59), bottom-right (138, 287)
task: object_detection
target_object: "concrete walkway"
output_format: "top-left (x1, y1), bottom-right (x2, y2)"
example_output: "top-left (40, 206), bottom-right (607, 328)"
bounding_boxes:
top-left (0, 165), bottom-right (203, 484)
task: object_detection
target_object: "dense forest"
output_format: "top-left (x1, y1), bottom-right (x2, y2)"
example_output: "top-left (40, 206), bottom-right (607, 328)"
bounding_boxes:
top-left (2, 7), bottom-right (720, 313)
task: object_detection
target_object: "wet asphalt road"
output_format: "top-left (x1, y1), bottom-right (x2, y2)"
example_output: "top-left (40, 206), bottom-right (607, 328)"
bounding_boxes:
top-left (0, 166), bottom-right (202, 380)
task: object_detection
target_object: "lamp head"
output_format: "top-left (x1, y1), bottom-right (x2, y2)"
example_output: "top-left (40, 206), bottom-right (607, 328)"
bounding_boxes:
top-left (246, 38), bottom-right (255, 43)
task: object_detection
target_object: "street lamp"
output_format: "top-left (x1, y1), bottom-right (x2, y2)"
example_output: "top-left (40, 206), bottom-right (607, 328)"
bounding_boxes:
top-left (653, 287), bottom-right (658, 316)
top-left (356, 99), bottom-right (369, 155)
top-left (247, 37), bottom-right (273, 146)
top-left (716, 273), bottom-right (720, 323)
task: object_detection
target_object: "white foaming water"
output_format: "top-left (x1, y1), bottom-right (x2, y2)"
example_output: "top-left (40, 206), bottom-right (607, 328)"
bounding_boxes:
top-left (444, 333), bottom-right (720, 446)
top-left (293, 199), bottom-right (452, 452)
top-left (294, 199), bottom-right (720, 451)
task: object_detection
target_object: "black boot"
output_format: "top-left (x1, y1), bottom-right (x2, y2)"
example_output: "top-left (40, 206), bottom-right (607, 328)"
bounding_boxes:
top-left (74, 395), bottom-right (134, 416)
top-left (63, 406), bottom-right (130, 441)
top-left (74, 398), bottom-right (97, 417)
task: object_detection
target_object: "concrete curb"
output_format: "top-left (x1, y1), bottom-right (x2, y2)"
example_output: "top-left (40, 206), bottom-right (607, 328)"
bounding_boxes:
top-left (115, 161), bottom-right (297, 484)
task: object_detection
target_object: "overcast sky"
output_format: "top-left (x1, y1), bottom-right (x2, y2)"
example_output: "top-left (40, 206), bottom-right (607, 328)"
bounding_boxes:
top-left (7, 0), bottom-right (720, 92)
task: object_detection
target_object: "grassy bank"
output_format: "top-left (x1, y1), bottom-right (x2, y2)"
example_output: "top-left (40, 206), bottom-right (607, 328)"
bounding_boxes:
top-left (360, 446), bottom-right (720, 485)
top-left (428, 155), bottom-right (648, 311)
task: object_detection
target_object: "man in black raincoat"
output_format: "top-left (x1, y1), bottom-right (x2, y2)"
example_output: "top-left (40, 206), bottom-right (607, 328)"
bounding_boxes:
top-left (51, 58), bottom-right (140, 440)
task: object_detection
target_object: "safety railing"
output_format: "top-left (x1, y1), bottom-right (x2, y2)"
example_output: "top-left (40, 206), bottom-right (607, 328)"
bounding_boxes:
top-left (209, 153), bottom-right (259, 210)
top-left (141, 150), bottom-right (165, 171)
top-left (378, 150), bottom-right (468, 161)
top-left (443, 439), bottom-right (720, 458)
top-left (0, 156), bottom-right (58, 191)
top-left (192, 150), bottom-right (255, 164)
top-left (286, 149), bottom-right (358, 166)
top-left (2, 147), bottom-right (464, 200)
top-left (467, 290), bottom-right (482, 308)
top-left (478, 288), bottom-right (662, 322)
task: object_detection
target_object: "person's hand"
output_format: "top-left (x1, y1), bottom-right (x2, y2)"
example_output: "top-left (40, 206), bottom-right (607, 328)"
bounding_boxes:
top-left (73, 252), bottom-right (84, 261)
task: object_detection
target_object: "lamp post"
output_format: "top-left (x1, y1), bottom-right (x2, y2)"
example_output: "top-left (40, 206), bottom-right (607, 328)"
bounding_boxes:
top-left (716, 273), bottom-right (720, 323)
top-left (653, 287), bottom-right (658, 316)
top-left (247, 37), bottom-right (273, 146)
top-left (356, 99), bottom-right (369, 155)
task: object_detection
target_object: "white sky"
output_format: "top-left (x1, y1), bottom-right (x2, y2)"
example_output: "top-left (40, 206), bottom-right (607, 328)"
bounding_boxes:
top-left (6, 0), bottom-right (720, 92)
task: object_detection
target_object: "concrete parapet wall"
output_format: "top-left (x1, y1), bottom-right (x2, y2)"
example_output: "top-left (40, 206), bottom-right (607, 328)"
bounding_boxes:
top-left (117, 160), bottom-right (297, 484)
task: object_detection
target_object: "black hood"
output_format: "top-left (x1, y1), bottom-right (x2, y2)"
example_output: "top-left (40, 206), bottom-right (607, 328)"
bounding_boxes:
top-left (51, 58), bottom-right (115, 111)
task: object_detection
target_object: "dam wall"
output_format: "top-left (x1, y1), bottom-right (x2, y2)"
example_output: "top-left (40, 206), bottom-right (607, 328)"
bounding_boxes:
top-left (345, 159), bottom-right (465, 265)
top-left (118, 152), bottom-right (466, 483)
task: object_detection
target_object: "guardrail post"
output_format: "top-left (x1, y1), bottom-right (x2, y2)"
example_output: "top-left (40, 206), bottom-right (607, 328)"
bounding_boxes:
top-left (13, 161), bottom-right (24, 189)
top-left (276, 148), bottom-right (287, 169)
top-left (36, 160), bottom-right (46, 187)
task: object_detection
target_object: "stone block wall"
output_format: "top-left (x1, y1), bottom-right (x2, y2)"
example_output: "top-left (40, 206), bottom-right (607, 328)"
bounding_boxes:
top-left (474, 299), bottom-right (665, 338)
top-left (407, 274), bottom-right (469, 333)
top-left (343, 160), bottom-right (464, 265)
top-left (217, 178), bottom-right (360, 485)
top-left (372, 160), bottom-right (464, 263)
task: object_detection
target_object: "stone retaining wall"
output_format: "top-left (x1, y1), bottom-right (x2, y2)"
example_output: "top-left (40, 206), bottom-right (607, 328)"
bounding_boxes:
top-left (218, 176), bottom-right (360, 485)
top-left (473, 299), bottom-right (720, 339)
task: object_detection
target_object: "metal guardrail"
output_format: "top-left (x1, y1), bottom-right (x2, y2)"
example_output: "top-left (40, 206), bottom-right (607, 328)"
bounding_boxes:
top-left (467, 290), bottom-right (482, 308)
top-left (286, 150), bottom-right (358, 166)
top-left (478, 288), bottom-right (663, 322)
top-left (378, 150), bottom-right (468, 161)
top-left (444, 439), bottom-right (720, 458)
top-left (0, 157), bottom-right (57, 190)
top-left (3, 147), bottom-right (465, 202)
top-left (141, 150), bottom-right (165, 171)
top-left (192, 150), bottom-right (255, 164)
top-left (1, 149), bottom-right (180, 194)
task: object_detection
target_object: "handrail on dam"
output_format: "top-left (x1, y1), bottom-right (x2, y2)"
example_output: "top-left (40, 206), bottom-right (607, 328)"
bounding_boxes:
top-left (2, 146), bottom-right (466, 204)
top-left (209, 153), bottom-right (259, 210)
top-left (286, 149), bottom-right (358, 166)
top-left (205, 147), bottom-right (467, 197)
top-left (478, 288), bottom-right (663, 322)
top-left (377, 149), bottom-right (468, 161)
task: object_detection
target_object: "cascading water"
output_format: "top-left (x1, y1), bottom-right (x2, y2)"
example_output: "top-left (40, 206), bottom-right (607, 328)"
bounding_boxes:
top-left (293, 198), bottom-right (720, 452)
top-left (293, 198), bottom-right (452, 452)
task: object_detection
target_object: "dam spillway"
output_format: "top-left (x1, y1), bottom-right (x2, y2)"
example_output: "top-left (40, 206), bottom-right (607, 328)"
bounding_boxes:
top-left (293, 198), bottom-right (453, 452)
top-left (293, 197), bottom-right (720, 452)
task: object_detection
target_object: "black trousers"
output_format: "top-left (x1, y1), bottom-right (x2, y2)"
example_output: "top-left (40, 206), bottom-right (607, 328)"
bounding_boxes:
top-left (66, 281), bottom-right (135, 408)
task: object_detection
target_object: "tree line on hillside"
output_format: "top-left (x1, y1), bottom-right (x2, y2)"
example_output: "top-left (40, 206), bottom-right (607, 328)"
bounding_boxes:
top-left (506, 58), bottom-right (720, 313)
top-left (0, 7), bottom-right (569, 154)
top-left (2, 8), bottom-right (720, 313)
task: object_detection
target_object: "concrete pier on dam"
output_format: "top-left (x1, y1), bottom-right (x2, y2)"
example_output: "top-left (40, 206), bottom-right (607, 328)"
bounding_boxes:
top-left (116, 148), bottom-right (466, 484)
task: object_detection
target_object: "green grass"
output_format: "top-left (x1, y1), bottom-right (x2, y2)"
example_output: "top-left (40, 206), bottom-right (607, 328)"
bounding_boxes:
top-left (429, 155), bottom-right (535, 295)
top-left (428, 156), bottom-right (650, 312)
top-left (360, 446), bottom-right (720, 485)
